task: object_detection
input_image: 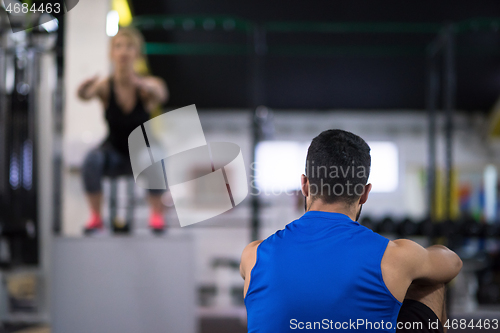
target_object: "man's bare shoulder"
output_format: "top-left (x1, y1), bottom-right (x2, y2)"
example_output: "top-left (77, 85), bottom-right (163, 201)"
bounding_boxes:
top-left (384, 239), bottom-right (425, 264)
top-left (387, 238), bottom-right (426, 252)
top-left (241, 240), bottom-right (264, 261)
top-left (240, 240), bottom-right (264, 277)
top-left (381, 239), bottom-right (425, 302)
top-left (383, 238), bottom-right (440, 281)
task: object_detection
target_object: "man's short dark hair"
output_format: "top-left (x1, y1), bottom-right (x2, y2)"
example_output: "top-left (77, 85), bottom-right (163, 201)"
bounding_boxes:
top-left (305, 129), bottom-right (371, 205)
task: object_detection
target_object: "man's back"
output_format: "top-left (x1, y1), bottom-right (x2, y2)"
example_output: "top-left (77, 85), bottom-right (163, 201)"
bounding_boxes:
top-left (244, 211), bottom-right (402, 332)
top-left (241, 129), bottom-right (462, 333)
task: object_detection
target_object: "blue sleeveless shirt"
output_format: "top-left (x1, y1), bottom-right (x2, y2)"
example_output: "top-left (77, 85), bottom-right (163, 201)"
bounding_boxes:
top-left (245, 211), bottom-right (402, 332)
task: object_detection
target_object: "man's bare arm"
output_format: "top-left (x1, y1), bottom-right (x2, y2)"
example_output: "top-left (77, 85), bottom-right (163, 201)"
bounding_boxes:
top-left (394, 239), bottom-right (463, 285)
top-left (240, 240), bottom-right (263, 297)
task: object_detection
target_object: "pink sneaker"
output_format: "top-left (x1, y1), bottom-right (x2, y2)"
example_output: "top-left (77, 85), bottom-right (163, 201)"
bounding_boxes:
top-left (84, 212), bottom-right (104, 235)
top-left (149, 212), bottom-right (166, 234)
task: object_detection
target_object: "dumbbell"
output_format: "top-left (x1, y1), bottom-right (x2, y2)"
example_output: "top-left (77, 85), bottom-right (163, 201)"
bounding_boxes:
top-left (416, 217), bottom-right (435, 237)
top-left (397, 218), bottom-right (418, 238)
top-left (482, 223), bottom-right (500, 239)
top-left (376, 217), bottom-right (396, 234)
top-left (458, 217), bottom-right (484, 237)
top-left (359, 216), bottom-right (375, 231)
top-left (433, 219), bottom-right (458, 238)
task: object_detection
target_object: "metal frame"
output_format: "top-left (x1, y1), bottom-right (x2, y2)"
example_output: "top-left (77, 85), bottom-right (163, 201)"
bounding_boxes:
top-left (426, 24), bottom-right (457, 222)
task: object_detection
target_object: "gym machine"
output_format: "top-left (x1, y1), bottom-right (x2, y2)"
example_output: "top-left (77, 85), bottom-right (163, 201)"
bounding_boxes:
top-left (0, 7), bottom-right (62, 324)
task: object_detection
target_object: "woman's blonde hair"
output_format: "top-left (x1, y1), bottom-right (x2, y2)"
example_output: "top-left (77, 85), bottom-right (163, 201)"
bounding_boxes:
top-left (111, 26), bottom-right (144, 55)
top-left (110, 26), bottom-right (150, 74)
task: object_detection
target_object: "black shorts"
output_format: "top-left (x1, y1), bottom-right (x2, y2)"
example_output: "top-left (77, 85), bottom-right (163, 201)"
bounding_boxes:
top-left (396, 299), bottom-right (444, 333)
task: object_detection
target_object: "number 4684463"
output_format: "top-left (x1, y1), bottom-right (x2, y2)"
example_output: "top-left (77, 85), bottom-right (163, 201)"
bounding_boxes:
top-left (5, 2), bottom-right (61, 14)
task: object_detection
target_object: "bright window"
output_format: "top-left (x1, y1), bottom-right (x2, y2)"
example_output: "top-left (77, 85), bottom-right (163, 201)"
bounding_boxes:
top-left (254, 141), bottom-right (308, 193)
top-left (254, 141), bottom-right (398, 194)
top-left (367, 142), bottom-right (398, 193)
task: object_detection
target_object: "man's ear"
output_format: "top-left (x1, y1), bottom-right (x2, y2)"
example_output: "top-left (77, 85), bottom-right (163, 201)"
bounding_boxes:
top-left (301, 174), bottom-right (309, 197)
top-left (359, 183), bottom-right (372, 205)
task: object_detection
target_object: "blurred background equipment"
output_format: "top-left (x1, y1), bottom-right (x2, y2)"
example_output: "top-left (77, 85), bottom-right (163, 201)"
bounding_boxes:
top-left (2, 0), bottom-right (500, 332)
top-left (0, 3), bottom-right (62, 329)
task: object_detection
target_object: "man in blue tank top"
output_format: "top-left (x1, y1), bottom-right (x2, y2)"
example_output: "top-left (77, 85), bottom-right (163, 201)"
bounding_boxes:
top-left (241, 129), bottom-right (462, 333)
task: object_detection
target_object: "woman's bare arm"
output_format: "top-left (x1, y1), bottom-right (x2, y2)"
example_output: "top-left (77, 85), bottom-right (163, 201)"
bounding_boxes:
top-left (77, 75), bottom-right (104, 101)
top-left (135, 76), bottom-right (169, 111)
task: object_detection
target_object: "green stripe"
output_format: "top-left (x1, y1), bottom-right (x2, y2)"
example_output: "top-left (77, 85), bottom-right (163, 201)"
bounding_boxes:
top-left (133, 16), bottom-right (500, 34)
top-left (268, 44), bottom-right (427, 57)
top-left (145, 43), bottom-right (251, 55)
top-left (132, 15), bottom-right (253, 33)
top-left (264, 21), bottom-right (442, 34)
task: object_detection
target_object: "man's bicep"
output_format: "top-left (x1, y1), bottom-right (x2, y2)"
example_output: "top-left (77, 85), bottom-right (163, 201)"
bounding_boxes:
top-left (394, 239), bottom-right (462, 284)
top-left (416, 244), bottom-right (462, 284)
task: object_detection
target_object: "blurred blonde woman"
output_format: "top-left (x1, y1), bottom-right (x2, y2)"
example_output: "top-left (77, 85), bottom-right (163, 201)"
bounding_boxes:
top-left (77, 27), bottom-right (168, 233)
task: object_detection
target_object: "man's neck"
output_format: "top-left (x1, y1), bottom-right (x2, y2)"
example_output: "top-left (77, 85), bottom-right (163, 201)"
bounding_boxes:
top-left (306, 200), bottom-right (358, 221)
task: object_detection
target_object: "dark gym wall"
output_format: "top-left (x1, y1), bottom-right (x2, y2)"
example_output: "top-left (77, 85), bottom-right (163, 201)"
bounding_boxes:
top-left (132, 0), bottom-right (500, 111)
top-left (133, 0), bottom-right (500, 23)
